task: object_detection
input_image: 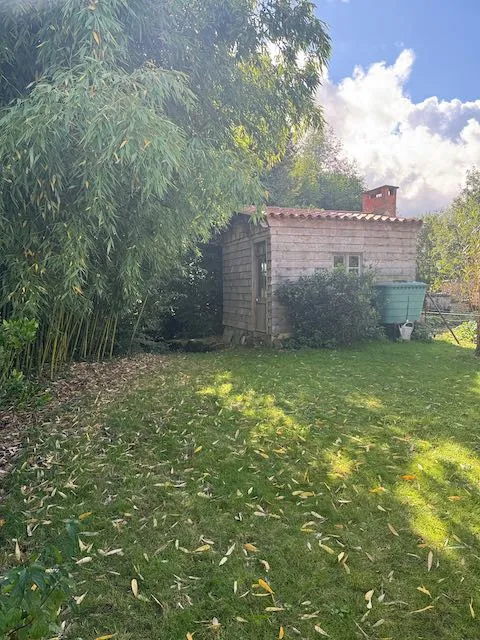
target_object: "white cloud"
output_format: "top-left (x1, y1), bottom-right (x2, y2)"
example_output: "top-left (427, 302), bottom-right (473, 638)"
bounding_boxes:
top-left (317, 49), bottom-right (480, 215)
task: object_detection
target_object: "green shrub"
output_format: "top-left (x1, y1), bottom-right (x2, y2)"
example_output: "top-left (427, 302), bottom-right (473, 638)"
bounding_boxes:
top-left (455, 320), bottom-right (477, 344)
top-left (0, 520), bottom-right (81, 639)
top-left (0, 318), bottom-right (38, 381)
top-left (0, 318), bottom-right (39, 407)
top-left (277, 270), bottom-right (382, 348)
top-left (411, 322), bottom-right (433, 342)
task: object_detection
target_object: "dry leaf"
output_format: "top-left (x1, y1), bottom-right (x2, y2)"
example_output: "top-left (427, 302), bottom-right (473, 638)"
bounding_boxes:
top-left (258, 578), bottom-right (274, 594)
top-left (388, 523), bottom-right (399, 536)
top-left (365, 589), bottom-right (374, 609)
top-left (14, 540), bottom-right (21, 562)
top-left (76, 556), bottom-right (92, 565)
top-left (372, 619), bottom-right (385, 628)
top-left (225, 543), bottom-right (236, 556)
top-left (279, 626), bottom-right (285, 639)
top-left (79, 512), bottom-right (92, 521)
top-left (448, 495), bottom-right (462, 501)
top-left (186, 634), bottom-right (194, 640)
top-left (131, 579), bottom-right (139, 598)
top-left (314, 624), bottom-right (329, 636)
top-left (74, 592), bottom-right (87, 605)
top-left (219, 556), bottom-right (228, 566)
top-left (194, 446), bottom-right (203, 454)
top-left (244, 543), bottom-right (259, 552)
top-left (470, 598), bottom-right (475, 619)
top-left (266, 607), bottom-right (285, 612)
top-left (409, 605), bottom-right (434, 614)
top-left (194, 544), bottom-right (210, 553)
top-left (401, 474), bottom-right (416, 481)
top-left (417, 586), bottom-right (431, 597)
top-left (369, 486), bottom-right (386, 493)
top-left (318, 543), bottom-right (335, 555)
top-left (260, 559), bottom-right (270, 572)
top-left (92, 31), bottom-right (100, 45)
top-left (95, 636), bottom-right (115, 640)
top-left (427, 551), bottom-right (433, 572)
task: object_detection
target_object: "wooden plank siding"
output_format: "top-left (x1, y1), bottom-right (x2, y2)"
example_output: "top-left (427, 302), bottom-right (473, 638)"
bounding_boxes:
top-left (222, 214), bottom-right (420, 339)
top-left (222, 217), bottom-right (271, 335)
top-left (269, 217), bottom-right (420, 336)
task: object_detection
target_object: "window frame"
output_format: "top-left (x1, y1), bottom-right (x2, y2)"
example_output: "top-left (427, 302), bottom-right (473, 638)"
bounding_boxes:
top-left (333, 253), bottom-right (362, 275)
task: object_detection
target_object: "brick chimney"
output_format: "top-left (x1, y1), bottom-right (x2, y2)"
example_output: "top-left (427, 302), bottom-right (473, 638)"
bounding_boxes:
top-left (362, 185), bottom-right (398, 217)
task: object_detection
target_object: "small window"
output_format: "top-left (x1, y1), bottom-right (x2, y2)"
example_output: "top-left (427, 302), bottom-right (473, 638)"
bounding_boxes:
top-left (333, 254), bottom-right (362, 275)
top-left (348, 255), bottom-right (360, 274)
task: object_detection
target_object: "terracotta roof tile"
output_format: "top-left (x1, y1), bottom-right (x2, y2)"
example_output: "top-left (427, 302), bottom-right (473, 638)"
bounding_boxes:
top-left (243, 206), bottom-right (421, 224)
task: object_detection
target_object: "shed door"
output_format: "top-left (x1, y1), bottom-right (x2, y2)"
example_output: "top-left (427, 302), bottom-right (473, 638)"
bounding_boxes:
top-left (254, 241), bottom-right (267, 332)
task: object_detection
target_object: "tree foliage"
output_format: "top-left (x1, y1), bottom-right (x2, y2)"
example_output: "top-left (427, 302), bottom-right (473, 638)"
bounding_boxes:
top-left (265, 126), bottom-right (365, 210)
top-left (417, 168), bottom-right (480, 354)
top-left (0, 0), bottom-right (330, 373)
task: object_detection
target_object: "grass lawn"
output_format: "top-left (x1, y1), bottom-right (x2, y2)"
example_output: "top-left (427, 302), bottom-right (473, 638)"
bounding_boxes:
top-left (2, 340), bottom-right (480, 639)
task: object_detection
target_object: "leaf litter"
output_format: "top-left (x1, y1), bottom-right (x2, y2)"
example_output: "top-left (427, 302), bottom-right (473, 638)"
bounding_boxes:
top-left (2, 348), bottom-right (480, 638)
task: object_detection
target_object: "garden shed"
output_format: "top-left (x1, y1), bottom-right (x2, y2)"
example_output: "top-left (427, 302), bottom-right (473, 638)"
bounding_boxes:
top-left (222, 185), bottom-right (423, 342)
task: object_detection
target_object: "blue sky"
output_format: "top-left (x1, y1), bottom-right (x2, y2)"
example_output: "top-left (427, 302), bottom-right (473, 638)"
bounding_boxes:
top-left (316, 0), bottom-right (479, 103)
top-left (313, 0), bottom-right (480, 214)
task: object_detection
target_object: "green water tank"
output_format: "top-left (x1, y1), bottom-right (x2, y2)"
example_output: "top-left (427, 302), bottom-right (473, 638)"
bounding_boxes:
top-left (376, 281), bottom-right (427, 324)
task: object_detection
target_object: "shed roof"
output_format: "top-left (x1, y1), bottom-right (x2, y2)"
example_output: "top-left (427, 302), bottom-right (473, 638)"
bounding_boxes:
top-left (244, 206), bottom-right (421, 224)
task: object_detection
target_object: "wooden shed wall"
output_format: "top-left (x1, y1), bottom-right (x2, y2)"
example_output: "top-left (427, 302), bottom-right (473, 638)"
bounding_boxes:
top-left (222, 218), bottom-right (270, 334)
top-left (269, 217), bottom-right (420, 335)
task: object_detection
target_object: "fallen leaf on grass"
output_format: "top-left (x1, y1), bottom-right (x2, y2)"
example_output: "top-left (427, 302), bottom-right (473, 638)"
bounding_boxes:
top-left (266, 607), bottom-right (285, 612)
top-left (219, 556), bottom-right (228, 566)
top-left (186, 633), bottom-right (194, 640)
top-left (95, 635), bottom-right (115, 640)
top-left (244, 543), bottom-right (259, 552)
top-left (258, 578), bottom-right (274, 594)
top-left (210, 617), bottom-right (220, 631)
top-left (74, 592), bottom-right (87, 605)
top-left (279, 626), bottom-right (285, 639)
top-left (401, 475), bottom-right (416, 481)
top-left (417, 586), bottom-right (431, 597)
top-left (79, 511), bottom-right (92, 521)
top-left (76, 556), bottom-right (92, 565)
top-left (14, 540), bottom-right (21, 562)
top-left (365, 589), bottom-right (374, 609)
top-left (194, 544), bottom-right (211, 553)
top-left (409, 605), bottom-right (435, 614)
top-left (99, 548), bottom-right (123, 557)
top-left (470, 598), bottom-right (475, 619)
top-left (318, 542), bottom-right (335, 555)
top-left (388, 523), bottom-right (399, 536)
top-left (372, 619), bottom-right (385, 628)
top-left (427, 551), bottom-right (433, 572)
top-left (314, 624), bottom-right (329, 636)
top-left (369, 486), bottom-right (386, 493)
top-left (131, 579), bottom-right (139, 598)
top-left (448, 495), bottom-right (462, 501)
